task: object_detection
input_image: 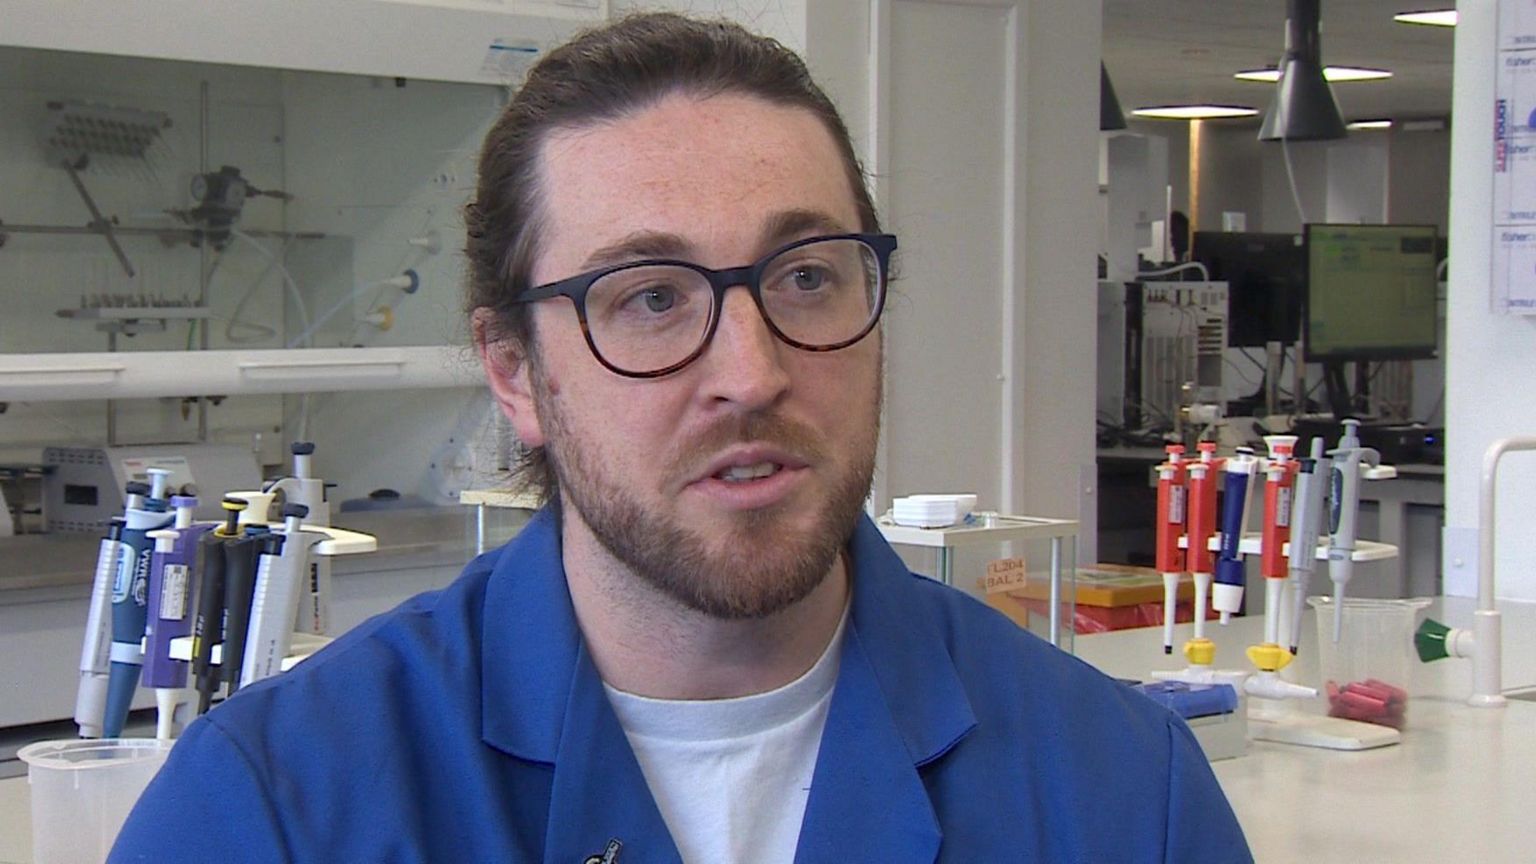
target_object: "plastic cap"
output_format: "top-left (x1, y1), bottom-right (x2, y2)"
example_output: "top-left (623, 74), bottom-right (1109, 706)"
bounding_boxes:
top-left (244, 524), bottom-right (271, 536)
top-left (1415, 617), bottom-right (1453, 662)
top-left (222, 497), bottom-right (249, 511)
top-left (282, 503), bottom-right (310, 519)
top-left (1245, 643), bottom-right (1294, 672)
top-left (1183, 637), bottom-right (1217, 666)
top-left (171, 495), bottom-right (198, 508)
top-left (125, 482), bottom-right (151, 495)
top-left (291, 442), bottom-right (316, 455)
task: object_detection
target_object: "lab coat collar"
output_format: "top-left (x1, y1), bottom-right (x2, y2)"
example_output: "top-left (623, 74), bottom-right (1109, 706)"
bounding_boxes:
top-left (479, 509), bottom-right (977, 861)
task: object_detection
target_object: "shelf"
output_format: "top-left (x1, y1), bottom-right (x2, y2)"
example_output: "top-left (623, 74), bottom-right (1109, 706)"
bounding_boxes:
top-left (874, 512), bottom-right (1078, 548)
top-left (1178, 532), bottom-right (1398, 562)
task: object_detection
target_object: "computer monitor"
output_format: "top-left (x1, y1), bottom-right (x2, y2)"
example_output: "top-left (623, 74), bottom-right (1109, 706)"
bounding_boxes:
top-left (1304, 224), bottom-right (1439, 362)
top-left (1190, 232), bottom-right (1305, 348)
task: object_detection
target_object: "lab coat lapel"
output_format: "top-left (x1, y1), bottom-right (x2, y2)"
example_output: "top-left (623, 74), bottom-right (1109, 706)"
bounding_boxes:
top-left (477, 509), bottom-right (681, 864)
top-left (793, 517), bottom-right (979, 863)
top-left (793, 625), bottom-right (944, 864)
top-left (541, 645), bottom-right (683, 864)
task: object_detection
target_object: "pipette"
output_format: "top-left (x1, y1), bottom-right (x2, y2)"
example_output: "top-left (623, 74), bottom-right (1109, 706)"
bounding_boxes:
top-left (1326, 419), bottom-right (1381, 642)
top-left (141, 496), bottom-right (213, 739)
top-left (1184, 442), bottom-right (1222, 658)
top-left (1155, 445), bottom-right (1188, 655)
top-left (103, 468), bottom-right (174, 738)
top-left (1286, 438), bottom-right (1331, 654)
top-left (1259, 436), bottom-right (1299, 648)
top-left (265, 442), bottom-right (333, 634)
top-left (75, 516), bottom-right (126, 738)
top-left (242, 504), bottom-right (325, 687)
top-left (220, 525), bottom-right (269, 697)
top-left (1213, 447), bottom-right (1257, 625)
top-left (193, 498), bottom-right (244, 714)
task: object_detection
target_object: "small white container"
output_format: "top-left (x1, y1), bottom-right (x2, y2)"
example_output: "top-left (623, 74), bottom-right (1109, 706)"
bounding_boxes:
top-left (891, 494), bottom-right (979, 528)
top-left (19, 737), bottom-right (173, 864)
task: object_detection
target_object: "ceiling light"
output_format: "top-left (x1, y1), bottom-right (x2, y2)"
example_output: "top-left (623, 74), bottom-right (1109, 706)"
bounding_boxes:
top-left (1236, 66), bottom-right (1392, 83)
top-left (1346, 119), bottom-right (1393, 130)
top-left (1259, 0), bottom-right (1347, 141)
top-left (1394, 10), bottom-right (1457, 27)
top-left (1132, 105), bottom-right (1261, 120)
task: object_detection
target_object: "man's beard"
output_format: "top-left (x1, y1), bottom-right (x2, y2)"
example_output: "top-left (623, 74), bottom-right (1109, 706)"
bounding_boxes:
top-left (536, 379), bottom-right (878, 620)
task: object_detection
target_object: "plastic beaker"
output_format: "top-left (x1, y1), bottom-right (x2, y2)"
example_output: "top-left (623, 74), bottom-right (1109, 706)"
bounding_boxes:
top-left (1307, 596), bottom-right (1431, 729)
top-left (18, 737), bottom-right (173, 864)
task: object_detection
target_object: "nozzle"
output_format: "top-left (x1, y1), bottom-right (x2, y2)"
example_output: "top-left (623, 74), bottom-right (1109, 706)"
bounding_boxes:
top-left (146, 467), bottom-right (173, 501)
top-left (1415, 617), bottom-right (1454, 662)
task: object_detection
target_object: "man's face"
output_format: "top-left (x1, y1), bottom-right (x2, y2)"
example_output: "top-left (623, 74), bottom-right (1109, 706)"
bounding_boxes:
top-left (509, 92), bottom-right (882, 619)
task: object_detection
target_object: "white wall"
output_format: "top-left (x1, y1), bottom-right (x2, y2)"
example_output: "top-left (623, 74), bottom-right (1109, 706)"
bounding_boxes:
top-left (1443, 3), bottom-right (1536, 601)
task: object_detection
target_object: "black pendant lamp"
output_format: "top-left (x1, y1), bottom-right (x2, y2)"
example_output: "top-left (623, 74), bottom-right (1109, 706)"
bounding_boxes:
top-left (1101, 62), bottom-right (1127, 131)
top-left (1258, 0), bottom-right (1347, 141)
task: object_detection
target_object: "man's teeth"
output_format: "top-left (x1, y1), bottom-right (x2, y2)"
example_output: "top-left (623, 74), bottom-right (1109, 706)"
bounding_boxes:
top-left (717, 462), bottom-right (779, 482)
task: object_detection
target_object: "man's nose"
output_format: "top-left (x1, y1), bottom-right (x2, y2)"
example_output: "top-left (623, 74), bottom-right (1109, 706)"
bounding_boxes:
top-left (698, 287), bottom-right (791, 410)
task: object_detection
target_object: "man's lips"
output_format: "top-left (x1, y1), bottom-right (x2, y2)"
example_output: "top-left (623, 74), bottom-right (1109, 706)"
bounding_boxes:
top-left (692, 445), bottom-right (811, 485)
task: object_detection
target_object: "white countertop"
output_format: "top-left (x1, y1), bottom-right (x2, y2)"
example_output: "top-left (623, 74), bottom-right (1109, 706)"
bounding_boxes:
top-left (1075, 595), bottom-right (1536, 863)
top-left (4, 596), bottom-right (1533, 863)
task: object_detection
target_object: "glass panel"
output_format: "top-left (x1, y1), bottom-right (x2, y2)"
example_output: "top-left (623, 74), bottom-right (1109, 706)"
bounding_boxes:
top-left (0, 44), bottom-right (501, 359)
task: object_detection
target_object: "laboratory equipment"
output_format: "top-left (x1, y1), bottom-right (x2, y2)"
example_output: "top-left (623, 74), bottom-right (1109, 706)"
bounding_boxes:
top-left (1311, 597), bottom-right (1429, 729)
top-left (103, 468), bottom-right (173, 738)
top-left (1326, 420), bottom-right (1381, 642)
top-left (1212, 447), bottom-right (1256, 625)
top-left (263, 442), bottom-right (333, 635)
top-left (1415, 436), bottom-right (1536, 708)
top-left (43, 445), bottom-right (262, 533)
top-left (192, 499), bottom-right (244, 714)
top-left (141, 496), bottom-right (213, 740)
top-left (1154, 445), bottom-right (1188, 654)
top-left (74, 514), bottom-right (127, 739)
top-left (1286, 437), bottom-right (1331, 654)
top-left (19, 738), bottom-right (174, 864)
top-left (1258, 435), bottom-right (1298, 649)
top-left (1095, 280), bottom-right (1228, 432)
top-left (1182, 442), bottom-right (1221, 667)
top-left (219, 525), bottom-right (269, 697)
top-left (1189, 231), bottom-right (1305, 349)
top-left (241, 504), bottom-right (326, 687)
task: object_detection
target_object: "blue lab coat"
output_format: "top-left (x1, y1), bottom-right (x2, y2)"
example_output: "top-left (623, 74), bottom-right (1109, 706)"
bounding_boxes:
top-left (112, 509), bottom-right (1251, 863)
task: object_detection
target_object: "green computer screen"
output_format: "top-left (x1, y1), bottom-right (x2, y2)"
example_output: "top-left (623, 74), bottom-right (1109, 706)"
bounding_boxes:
top-left (1304, 224), bottom-right (1439, 361)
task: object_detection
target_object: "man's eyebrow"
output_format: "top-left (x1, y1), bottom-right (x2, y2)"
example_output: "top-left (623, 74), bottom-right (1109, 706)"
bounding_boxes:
top-left (580, 231), bottom-right (693, 270)
top-left (761, 209), bottom-right (853, 246)
top-left (576, 210), bottom-right (853, 271)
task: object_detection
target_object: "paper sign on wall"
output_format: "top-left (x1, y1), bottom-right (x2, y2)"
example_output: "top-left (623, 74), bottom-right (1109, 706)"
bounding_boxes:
top-left (1493, 1), bottom-right (1536, 312)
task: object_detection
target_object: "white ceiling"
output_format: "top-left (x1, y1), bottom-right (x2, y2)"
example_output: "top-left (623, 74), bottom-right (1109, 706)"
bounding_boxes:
top-left (1102, 1), bottom-right (1457, 123)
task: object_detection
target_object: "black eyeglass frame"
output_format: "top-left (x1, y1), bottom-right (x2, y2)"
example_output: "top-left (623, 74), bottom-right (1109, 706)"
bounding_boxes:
top-left (510, 232), bottom-right (898, 379)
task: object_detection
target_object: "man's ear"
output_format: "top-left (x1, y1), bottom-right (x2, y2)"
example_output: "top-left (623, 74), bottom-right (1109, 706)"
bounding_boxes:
top-left (473, 307), bottom-right (546, 449)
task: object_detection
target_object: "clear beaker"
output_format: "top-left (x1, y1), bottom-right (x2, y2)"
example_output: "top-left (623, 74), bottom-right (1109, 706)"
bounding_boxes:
top-left (1307, 596), bottom-right (1431, 730)
top-left (18, 737), bottom-right (173, 864)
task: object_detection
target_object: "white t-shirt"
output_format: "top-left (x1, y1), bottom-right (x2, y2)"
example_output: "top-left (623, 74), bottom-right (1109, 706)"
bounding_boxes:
top-left (603, 611), bottom-right (847, 864)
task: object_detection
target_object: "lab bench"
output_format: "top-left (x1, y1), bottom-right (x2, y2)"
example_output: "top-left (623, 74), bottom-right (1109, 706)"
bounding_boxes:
top-left (1073, 595), bottom-right (1536, 863)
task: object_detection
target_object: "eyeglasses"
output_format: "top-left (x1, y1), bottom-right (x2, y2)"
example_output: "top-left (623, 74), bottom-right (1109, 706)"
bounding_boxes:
top-left (512, 233), bottom-right (897, 378)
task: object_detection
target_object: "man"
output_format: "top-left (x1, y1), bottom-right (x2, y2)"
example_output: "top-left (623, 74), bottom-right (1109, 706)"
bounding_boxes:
top-left (114, 13), bottom-right (1250, 863)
